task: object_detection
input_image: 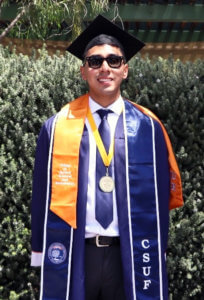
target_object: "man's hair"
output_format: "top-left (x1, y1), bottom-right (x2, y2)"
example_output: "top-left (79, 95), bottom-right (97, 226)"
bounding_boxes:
top-left (83, 34), bottom-right (126, 62)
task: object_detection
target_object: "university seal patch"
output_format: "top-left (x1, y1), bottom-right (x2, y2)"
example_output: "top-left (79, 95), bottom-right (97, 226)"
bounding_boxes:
top-left (48, 243), bottom-right (67, 264)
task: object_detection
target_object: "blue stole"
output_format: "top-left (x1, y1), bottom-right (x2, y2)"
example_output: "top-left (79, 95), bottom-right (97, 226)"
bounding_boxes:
top-left (40, 100), bottom-right (170, 300)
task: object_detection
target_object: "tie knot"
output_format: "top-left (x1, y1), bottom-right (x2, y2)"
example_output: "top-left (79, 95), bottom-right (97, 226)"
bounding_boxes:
top-left (97, 109), bottom-right (112, 120)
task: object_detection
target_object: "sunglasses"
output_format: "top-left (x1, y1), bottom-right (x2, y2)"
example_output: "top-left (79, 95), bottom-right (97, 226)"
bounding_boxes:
top-left (84, 55), bottom-right (125, 69)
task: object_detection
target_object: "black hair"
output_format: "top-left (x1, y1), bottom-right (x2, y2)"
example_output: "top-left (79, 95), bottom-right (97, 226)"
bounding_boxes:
top-left (83, 34), bottom-right (126, 62)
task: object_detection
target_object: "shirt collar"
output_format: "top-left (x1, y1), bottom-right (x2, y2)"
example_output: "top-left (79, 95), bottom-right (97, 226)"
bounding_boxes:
top-left (89, 95), bottom-right (123, 116)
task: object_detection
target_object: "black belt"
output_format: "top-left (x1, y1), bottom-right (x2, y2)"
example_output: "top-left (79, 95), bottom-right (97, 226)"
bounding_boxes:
top-left (85, 235), bottom-right (120, 247)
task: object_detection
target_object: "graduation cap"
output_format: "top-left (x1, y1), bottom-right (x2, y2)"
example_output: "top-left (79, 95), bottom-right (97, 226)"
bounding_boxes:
top-left (67, 14), bottom-right (145, 62)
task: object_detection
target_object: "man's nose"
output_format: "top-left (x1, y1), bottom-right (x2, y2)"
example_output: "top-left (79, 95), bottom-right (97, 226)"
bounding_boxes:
top-left (100, 59), bottom-right (110, 71)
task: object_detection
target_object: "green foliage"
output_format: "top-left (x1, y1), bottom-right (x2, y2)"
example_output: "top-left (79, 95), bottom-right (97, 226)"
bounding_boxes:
top-left (0, 46), bottom-right (203, 299)
top-left (168, 191), bottom-right (204, 299)
top-left (1, 0), bottom-right (109, 40)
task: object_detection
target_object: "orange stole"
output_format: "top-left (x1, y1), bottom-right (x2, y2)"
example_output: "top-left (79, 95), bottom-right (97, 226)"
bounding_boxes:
top-left (130, 101), bottom-right (183, 209)
top-left (50, 94), bottom-right (89, 228)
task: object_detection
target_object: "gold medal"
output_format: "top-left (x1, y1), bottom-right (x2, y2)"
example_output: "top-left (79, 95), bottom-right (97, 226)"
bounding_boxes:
top-left (99, 175), bottom-right (114, 192)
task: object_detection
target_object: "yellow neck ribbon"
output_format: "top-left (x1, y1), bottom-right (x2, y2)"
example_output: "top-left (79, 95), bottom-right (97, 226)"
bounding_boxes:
top-left (87, 107), bottom-right (115, 168)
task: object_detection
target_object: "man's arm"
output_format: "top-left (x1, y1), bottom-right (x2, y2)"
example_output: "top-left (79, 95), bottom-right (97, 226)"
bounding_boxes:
top-left (31, 118), bottom-right (53, 266)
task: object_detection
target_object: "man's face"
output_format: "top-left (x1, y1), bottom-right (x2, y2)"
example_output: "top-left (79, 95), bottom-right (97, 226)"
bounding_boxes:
top-left (80, 44), bottom-right (128, 106)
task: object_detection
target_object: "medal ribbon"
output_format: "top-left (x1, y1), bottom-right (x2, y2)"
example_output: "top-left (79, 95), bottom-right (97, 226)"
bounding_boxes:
top-left (87, 107), bottom-right (114, 168)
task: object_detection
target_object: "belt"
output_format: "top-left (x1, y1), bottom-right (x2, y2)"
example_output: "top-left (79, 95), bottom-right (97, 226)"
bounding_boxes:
top-left (85, 235), bottom-right (120, 247)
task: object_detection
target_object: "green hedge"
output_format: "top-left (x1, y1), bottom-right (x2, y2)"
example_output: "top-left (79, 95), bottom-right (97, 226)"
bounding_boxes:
top-left (0, 46), bottom-right (203, 299)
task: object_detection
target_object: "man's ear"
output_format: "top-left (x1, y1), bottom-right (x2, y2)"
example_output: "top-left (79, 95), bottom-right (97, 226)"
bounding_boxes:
top-left (80, 66), bottom-right (86, 80)
top-left (122, 64), bottom-right (128, 79)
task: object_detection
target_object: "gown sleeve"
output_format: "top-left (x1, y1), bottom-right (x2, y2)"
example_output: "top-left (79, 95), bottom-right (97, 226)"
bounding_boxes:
top-left (31, 116), bottom-right (55, 266)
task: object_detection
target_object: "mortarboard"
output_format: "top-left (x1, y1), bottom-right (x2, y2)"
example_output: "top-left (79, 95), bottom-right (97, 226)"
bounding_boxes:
top-left (67, 14), bottom-right (145, 62)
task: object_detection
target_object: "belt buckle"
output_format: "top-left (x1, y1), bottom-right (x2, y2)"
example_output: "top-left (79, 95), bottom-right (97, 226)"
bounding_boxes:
top-left (96, 235), bottom-right (109, 247)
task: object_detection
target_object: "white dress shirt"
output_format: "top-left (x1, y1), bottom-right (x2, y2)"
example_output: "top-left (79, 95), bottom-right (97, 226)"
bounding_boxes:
top-left (85, 96), bottom-right (124, 238)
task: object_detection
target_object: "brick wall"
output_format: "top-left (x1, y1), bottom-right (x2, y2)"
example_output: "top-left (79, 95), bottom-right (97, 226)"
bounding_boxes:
top-left (1, 37), bottom-right (203, 61)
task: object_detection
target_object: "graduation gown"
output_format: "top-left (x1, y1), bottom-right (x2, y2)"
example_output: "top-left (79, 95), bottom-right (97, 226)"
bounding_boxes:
top-left (31, 94), bottom-right (183, 300)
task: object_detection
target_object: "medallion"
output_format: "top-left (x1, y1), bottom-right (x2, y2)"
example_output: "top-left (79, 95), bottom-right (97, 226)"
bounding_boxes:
top-left (99, 176), bottom-right (114, 192)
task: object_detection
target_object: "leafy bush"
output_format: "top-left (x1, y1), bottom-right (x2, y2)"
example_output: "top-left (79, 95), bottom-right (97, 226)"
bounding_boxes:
top-left (0, 46), bottom-right (203, 299)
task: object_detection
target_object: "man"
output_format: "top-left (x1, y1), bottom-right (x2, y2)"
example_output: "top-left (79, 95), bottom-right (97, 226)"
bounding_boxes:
top-left (31, 15), bottom-right (183, 300)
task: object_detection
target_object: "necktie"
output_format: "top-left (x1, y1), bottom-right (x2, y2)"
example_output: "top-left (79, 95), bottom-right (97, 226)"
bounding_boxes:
top-left (95, 109), bottom-right (113, 229)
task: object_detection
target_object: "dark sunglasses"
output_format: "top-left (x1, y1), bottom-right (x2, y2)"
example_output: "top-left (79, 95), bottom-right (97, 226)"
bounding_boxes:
top-left (84, 55), bottom-right (125, 69)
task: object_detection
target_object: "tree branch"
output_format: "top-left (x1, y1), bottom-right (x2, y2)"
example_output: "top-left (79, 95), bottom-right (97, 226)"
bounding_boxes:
top-left (0, 5), bottom-right (28, 41)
